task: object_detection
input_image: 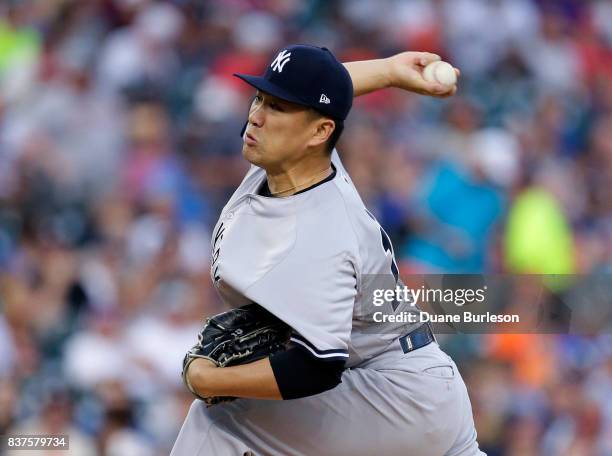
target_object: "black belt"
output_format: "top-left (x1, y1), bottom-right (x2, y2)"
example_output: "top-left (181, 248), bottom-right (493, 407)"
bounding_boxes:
top-left (398, 323), bottom-right (436, 354)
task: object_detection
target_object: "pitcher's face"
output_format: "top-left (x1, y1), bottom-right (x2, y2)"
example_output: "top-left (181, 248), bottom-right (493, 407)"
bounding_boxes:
top-left (242, 91), bottom-right (323, 172)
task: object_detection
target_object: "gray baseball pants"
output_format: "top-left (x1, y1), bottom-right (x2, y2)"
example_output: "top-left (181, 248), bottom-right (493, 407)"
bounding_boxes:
top-left (170, 341), bottom-right (485, 456)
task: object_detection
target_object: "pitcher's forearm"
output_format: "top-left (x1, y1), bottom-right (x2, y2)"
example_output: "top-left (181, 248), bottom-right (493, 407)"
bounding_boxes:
top-left (343, 58), bottom-right (392, 97)
top-left (188, 357), bottom-right (282, 400)
top-left (344, 52), bottom-right (459, 99)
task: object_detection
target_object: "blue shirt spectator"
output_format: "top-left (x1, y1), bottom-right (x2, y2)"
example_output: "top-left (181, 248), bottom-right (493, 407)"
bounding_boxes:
top-left (402, 161), bottom-right (504, 272)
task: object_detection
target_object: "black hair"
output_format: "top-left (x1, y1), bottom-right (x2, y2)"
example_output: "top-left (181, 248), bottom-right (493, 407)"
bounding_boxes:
top-left (326, 119), bottom-right (344, 154)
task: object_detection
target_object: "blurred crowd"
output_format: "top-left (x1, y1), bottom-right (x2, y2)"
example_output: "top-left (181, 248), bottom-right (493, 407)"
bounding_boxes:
top-left (0, 0), bottom-right (611, 454)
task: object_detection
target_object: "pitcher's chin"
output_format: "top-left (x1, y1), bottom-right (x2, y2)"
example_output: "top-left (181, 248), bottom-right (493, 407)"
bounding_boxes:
top-left (242, 145), bottom-right (263, 166)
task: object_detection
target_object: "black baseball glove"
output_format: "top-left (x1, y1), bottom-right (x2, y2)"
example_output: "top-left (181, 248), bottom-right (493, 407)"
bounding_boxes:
top-left (182, 303), bottom-right (291, 406)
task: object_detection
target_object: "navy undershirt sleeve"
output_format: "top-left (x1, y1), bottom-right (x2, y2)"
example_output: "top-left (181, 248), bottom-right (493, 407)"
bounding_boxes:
top-left (269, 345), bottom-right (345, 400)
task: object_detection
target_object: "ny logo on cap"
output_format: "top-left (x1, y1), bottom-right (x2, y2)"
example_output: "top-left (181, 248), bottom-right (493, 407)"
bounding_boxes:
top-left (271, 50), bottom-right (291, 73)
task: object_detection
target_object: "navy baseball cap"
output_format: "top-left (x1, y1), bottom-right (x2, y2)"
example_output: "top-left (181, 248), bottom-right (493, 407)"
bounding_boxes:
top-left (234, 44), bottom-right (353, 121)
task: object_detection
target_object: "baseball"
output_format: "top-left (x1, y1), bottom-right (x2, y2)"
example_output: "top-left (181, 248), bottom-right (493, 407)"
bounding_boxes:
top-left (423, 61), bottom-right (457, 87)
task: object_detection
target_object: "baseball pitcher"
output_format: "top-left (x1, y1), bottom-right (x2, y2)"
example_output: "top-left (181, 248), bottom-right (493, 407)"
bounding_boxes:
top-left (172, 45), bottom-right (485, 456)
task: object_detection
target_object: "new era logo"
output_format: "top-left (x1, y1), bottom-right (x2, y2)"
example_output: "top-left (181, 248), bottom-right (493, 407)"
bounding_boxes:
top-left (271, 50), bottom-right (291, 73)
top-left (319, 94), bottom-right (331, 104)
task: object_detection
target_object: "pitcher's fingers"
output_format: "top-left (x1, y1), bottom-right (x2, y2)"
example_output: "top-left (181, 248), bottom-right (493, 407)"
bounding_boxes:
top-left (417, 52), bottom-right (441, 67)
top-left (436, 85), bottom-right (457, 98)
top-left (415, 78), bottom-right (447, 95)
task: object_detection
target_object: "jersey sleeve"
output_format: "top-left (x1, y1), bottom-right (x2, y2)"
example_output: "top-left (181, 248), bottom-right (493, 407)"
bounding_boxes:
top-left (241, 201), bottom-right (358, 360)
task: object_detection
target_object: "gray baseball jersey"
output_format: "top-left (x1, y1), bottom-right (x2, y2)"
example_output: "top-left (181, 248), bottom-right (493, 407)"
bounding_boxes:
top-left (209, 150), bottom-right (419, 366)
top-left (171, 151), bottom-right (485, 456)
